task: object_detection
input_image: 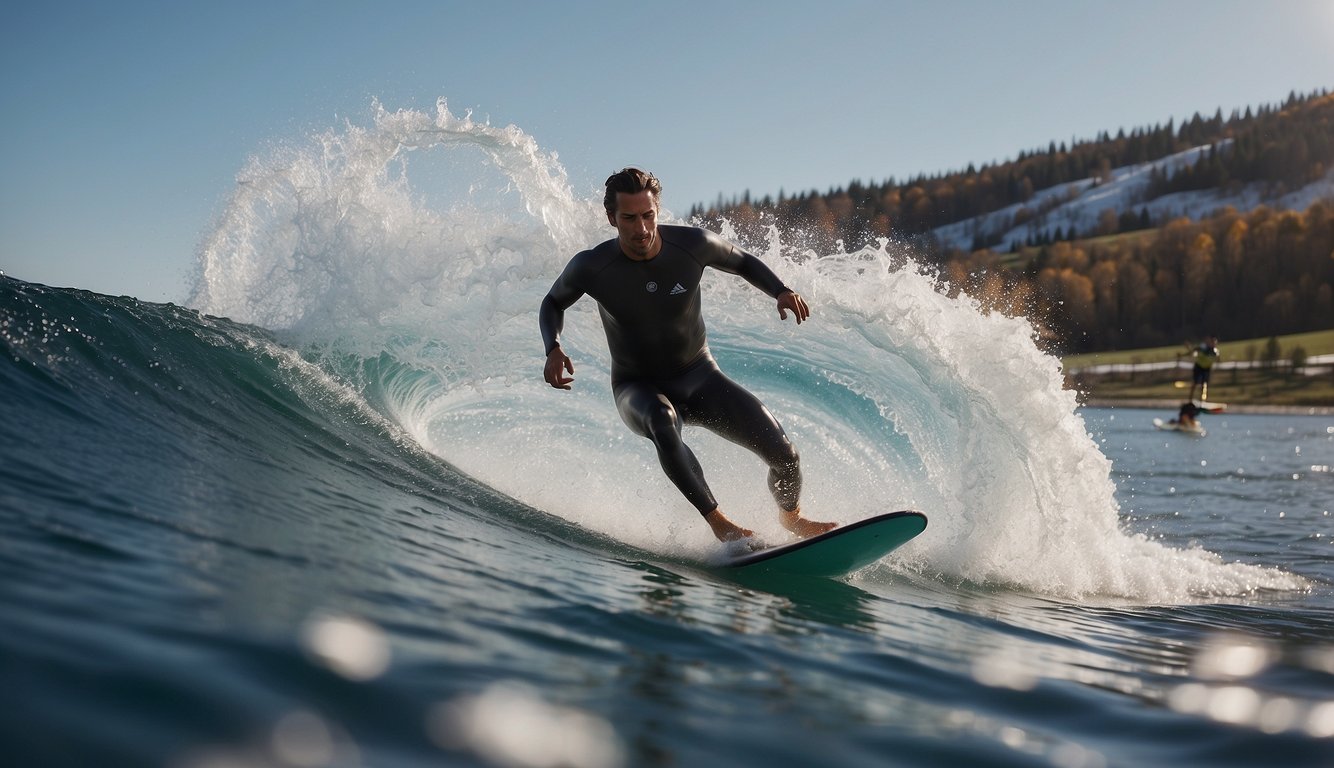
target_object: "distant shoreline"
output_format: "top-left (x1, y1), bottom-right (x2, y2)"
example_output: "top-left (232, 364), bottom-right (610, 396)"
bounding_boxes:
top-left (1079, 398), bottom-right (1333, 416)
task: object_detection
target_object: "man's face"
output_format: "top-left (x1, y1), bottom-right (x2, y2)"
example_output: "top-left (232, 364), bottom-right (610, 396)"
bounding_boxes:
top-left (608, 189), bottom-right (659, 259)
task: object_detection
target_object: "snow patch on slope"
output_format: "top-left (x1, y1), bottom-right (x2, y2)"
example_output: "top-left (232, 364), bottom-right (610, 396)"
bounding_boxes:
top-left (930, 142), bottom-right (1334, 252)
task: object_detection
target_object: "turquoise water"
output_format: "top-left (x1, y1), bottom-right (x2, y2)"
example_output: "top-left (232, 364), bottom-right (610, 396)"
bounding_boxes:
top-left (3, 103), bottom-right (1332, 767)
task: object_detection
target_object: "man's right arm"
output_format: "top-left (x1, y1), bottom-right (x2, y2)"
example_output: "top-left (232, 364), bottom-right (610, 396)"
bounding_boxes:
top-left (539, 258), bottom-right (586, 389)
top-left (539, 292), bottom-right (569, 357)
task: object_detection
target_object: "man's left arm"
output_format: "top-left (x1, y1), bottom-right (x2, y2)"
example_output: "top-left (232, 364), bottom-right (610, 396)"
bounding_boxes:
top-left (701, 230), bottom-right (810, 324)
top-left (774, 289), bottom-right (810, 324)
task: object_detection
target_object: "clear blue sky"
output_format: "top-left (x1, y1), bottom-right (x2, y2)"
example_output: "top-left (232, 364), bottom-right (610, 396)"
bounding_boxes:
top-left (3, 0), bottom-right (1332, 303)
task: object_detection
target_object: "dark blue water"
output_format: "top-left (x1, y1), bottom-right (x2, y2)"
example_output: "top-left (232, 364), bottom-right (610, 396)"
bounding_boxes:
top-left (4, 272), bottom-right (1331, 768)
top-left (4, 103), bottom-right (1333, 767)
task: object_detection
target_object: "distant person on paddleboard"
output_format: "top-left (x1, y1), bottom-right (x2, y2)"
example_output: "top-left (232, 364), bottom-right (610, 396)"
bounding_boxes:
top-left (539, 167), bottom-right (836, 545)
top-left (1184, 335), bottom-right (1220, 402)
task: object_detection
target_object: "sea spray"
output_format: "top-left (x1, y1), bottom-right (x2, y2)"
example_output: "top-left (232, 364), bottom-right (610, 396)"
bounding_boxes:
top-left (190, 98), bottom-right (591, 331)
top-left (187, 100), bottom-right (1305, 601)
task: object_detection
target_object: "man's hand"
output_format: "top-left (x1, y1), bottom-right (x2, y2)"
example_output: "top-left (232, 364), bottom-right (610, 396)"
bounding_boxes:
top-left (544, 347), bottom-right (575, 390)
top-left (776, 290), bottom-right (810, 324)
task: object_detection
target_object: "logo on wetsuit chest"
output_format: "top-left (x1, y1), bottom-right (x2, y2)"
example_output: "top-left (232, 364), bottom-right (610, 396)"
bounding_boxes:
top-left (645, 281), bottom-right (690, 295)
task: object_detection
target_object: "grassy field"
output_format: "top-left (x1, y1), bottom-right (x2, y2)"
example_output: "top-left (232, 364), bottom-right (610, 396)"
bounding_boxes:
top-left (1062, 329), bottom-right (1334, 368)
top-left (1062, 329), bottom-right (1334, 407)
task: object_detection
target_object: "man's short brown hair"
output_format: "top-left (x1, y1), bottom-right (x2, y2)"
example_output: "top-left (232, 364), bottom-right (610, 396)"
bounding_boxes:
top-left (603, 167), bottom-right (662, 216)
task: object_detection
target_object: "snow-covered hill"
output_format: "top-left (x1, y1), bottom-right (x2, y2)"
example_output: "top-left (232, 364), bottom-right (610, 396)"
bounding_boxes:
top-left (929, 142), bottom-right (1334, 253)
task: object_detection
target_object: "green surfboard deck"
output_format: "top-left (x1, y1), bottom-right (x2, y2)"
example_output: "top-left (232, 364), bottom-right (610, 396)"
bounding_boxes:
top-left (725, 510), bottom-right (927, 577)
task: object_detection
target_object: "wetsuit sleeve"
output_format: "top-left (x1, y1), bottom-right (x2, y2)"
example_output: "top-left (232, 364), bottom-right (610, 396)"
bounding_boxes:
top-left (539, 257), bottom-right (587, 356)
top-left (697, 229), bottom-right (791, 298)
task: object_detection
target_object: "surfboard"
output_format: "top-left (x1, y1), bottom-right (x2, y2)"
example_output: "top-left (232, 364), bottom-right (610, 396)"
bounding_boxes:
top-left (725, 510), bottom-right (927, 577)
top-left (1174, 380), bottom-right (1220, 395)
top-left (1154, 417), bottom-right (1206, 436)
top-left (1192, 399), bottom-right (1226, 413)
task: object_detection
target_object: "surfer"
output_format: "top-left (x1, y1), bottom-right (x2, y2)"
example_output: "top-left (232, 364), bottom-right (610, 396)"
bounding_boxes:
top-left (1184, 336), bottom-right (1220, 402)
top-left (539, 167), bottom-right (836, 544)
top-left (1170, 401), bottom-right (1200, 428)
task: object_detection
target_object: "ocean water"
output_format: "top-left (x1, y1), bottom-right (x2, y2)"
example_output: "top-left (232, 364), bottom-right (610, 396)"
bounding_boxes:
top-left (2, 102), bottom-right (1332, 768)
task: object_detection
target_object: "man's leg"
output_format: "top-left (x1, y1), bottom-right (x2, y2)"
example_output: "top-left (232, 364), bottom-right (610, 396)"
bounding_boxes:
top-left (687, 371), bottom-right (835, 538)
top-left (614, 382), bottom-right (718, 515)
top-left (613, 381), bottom-right (756, 542)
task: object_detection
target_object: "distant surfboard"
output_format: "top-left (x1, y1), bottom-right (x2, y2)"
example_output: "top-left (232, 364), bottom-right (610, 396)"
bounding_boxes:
top-left (1154, 417), bottom-right (1206, 436)
top-left (1192, 399), bottom-right (1226, 413)
top-left (725, 510), bottom-right (927, 577)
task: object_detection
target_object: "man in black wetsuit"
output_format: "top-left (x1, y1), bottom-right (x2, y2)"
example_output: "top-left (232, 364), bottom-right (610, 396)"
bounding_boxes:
top-left (540, 168), bottom-right (836, 544)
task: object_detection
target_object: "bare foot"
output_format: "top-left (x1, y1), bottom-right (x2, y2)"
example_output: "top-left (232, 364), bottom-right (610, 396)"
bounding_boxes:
top-left (780, 508), bottom-right (837, 539)
top-left (704, 508), bottom-right (754, 542)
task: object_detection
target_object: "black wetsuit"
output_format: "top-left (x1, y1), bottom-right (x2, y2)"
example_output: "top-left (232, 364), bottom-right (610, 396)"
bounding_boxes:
top-left (539, 225), bottom-right (801, 515)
